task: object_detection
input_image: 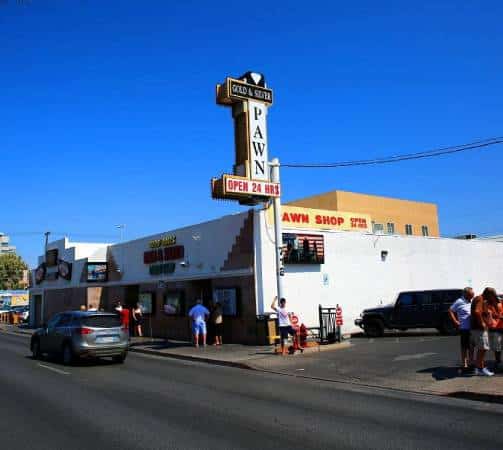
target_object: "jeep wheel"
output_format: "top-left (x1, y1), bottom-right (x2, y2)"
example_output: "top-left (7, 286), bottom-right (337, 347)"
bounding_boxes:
top-left (365, 320), bottom-right (384, 338)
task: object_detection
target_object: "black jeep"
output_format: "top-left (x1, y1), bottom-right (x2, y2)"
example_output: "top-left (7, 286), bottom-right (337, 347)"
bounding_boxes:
top-left (354, 289), bottom-right (463, 337)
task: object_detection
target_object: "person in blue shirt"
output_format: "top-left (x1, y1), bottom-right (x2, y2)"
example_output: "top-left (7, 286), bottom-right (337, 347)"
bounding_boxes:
top-left (448, 287), bottom-right (474, 370)
top-left (188, 299), bottom-right (210, 347)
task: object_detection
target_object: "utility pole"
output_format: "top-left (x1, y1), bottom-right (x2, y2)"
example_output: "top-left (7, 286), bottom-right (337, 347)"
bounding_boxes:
top-left (115, 224), bottom-right (125, 274)
top-left (270, 158), bottom-right (284, 301)
top-left (44, 231), bottom-right (50, 255)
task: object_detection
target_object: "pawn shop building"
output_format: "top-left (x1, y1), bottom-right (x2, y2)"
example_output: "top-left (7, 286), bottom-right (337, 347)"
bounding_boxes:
top-left (29, 201), bottom-right (503, 343)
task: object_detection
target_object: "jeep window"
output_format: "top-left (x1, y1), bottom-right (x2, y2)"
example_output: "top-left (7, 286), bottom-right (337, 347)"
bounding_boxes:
top-left (415, 292), bottom-right (432, 305)
top-left (397, 293), bottom-right (415, 306)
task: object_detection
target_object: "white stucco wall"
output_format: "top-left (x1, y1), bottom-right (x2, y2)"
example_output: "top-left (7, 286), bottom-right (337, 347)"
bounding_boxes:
top-left (255, 210), bottom-right (503, 334)
top-left (32, 212), bottom-right (252, 290)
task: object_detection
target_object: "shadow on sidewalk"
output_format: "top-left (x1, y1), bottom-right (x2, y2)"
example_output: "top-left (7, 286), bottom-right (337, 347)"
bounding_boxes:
top-left (417, 366), bottom-right (473, 381)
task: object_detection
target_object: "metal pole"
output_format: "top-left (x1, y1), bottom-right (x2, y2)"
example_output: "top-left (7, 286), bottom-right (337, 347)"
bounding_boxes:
top-left (44, 231), bottom-right (50, 255)
top-left (269, 158), bottom-right (284, 301)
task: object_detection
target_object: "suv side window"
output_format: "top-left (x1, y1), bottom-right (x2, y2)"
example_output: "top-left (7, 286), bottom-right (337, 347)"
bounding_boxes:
top-left (415, 292), bottom-right (432, 306)
top-left (47, 314), bottom-right (61, 329)
top-left (58, 314), bottom-right (73, 326)
top-left (445, 290), bottom-right (463, 304)
top-left (397, 293), bottom-right (415, 306)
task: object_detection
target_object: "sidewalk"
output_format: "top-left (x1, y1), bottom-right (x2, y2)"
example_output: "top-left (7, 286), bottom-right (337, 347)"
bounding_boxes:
top-left (129, 336), bottom-right (350, 369)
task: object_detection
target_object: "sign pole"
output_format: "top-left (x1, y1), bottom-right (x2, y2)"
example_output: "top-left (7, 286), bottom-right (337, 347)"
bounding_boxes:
top-left (270, 158), bottom-right (284, 301)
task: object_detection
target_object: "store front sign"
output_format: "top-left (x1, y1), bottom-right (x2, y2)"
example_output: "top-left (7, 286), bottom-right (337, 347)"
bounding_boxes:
top-left (212, 72), bottom-right (278, 205)
top-left (224, 175), bottom-right (280, 198)
top-left (149, 235), bottom-right (176, 249)
top-left (267, 206), bottom-right (371, 232)
top-left (217, 78), bottom-right (273, 105)
top-left (144, 246), bottom-right (184, 264)
top-left (144, 241), bottom-right (184, 277)
top-left (149, 263), bottom-right (176, 276)
top-left (248, 100), bottom-right (269, 180)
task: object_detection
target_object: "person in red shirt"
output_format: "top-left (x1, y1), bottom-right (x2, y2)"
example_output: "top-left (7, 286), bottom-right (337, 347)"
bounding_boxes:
top-left (115, 301), bottom-right (130, 331)
top-left (487, 290), bottom-right (503, 370)
top-left (471, 288), bottom-right (497, 376)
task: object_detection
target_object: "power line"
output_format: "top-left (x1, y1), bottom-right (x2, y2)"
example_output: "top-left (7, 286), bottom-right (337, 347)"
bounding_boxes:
top-left (282, 137), bottom-right (503, 168)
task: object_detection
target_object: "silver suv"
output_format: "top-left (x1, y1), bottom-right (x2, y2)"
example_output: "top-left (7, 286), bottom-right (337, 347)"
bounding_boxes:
top-left (30, 311), bottom-right (129, 365)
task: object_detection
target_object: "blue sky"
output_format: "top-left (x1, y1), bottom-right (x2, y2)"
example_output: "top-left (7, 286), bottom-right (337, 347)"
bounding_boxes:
top-left (2, 0), bottom-right (502, 266)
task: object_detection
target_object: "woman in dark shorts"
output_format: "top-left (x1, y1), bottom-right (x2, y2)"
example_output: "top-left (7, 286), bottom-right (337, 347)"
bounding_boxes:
top-left (132, 302), bottom-right (143, 337)
top-left (212, 302), bottom-right (223, 345)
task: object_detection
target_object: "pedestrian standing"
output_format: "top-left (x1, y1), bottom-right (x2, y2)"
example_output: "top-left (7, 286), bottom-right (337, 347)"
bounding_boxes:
top-left (188, 299), bottom-right (210, 347)
top-left (115, 301), bottom-right (130, 333)
top-left (132, 302), bottom-right (143, 337)
top-left (212, 301), bottom-right (223, 346)
top-left (471, 288), bottom-right (494, 376)
top-left (486, 288), bottom-right (503, 371)
top-left (448, 287), bottom-right (474, 370)
top-left (271, 297), bottom-right (296, 356)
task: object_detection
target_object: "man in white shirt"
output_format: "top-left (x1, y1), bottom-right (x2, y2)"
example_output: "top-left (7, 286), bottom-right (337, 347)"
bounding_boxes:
top-left (188, 299), bottom-right (210, 347)
top-left (271, 297), bottom-right (295, 356)
top-left (448, 287), bottom-right (474, 370)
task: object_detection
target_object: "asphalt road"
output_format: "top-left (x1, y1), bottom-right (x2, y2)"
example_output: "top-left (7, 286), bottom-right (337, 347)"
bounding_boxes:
top-left (1, 331), bottom-right (503, 450)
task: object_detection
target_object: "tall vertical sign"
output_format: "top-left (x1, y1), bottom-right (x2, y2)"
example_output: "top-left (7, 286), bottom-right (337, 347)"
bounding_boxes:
top-left (248, 100), bottom-right (268, 181)
top-left (211, 72), bottom-right (279, 205)
top-left (211, 72), bottom-right (285, 300)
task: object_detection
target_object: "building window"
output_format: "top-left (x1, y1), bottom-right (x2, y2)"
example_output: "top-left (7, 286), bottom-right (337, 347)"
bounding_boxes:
top-left (387, 223), bottom-right (395, 234)
top-left (372, 222), bottom-right (384, 234)
top-left (421, 226), bottom-right (429, 237)
top-left (405, 224), bottom-right (413, 235)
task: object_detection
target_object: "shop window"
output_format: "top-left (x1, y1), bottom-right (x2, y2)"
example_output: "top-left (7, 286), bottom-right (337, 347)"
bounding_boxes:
top-left (138, 292), bottom-right (155, 315)
top-left (421, 225), bottom-right (429, 237)
top-left (387, 223), bottom-right (395, 234)
top-left (405, 224), bottom-right (413, 235)
top-left (213, 288), bottom-right (240, 317)
top-left (163, 291), bottom-right (185, 316)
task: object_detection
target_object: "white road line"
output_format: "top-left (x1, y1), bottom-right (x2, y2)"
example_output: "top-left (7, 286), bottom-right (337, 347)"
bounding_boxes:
top-left (393, 352), bottom-right (437, 362)
top-left (37, 363), bottom-right (70, 376)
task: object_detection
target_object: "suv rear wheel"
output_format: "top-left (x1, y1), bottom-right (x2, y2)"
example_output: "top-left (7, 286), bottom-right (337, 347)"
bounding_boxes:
top-left (112, 353), bottom-right (127, 364)
top-left (364, 320), bottom-right (385, 338)
top-left (62, 343), bottom-right (74, 366)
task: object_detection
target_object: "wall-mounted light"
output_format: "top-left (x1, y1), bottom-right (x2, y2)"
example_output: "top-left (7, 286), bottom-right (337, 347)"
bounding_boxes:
top-left (179, 261), bottom-right (190, 268)
top-left (381, 250), bottom-right (389, 262)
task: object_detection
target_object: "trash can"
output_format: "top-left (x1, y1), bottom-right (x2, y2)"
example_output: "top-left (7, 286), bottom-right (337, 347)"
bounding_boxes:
top-left (256, 315), bottom-right (279, 345)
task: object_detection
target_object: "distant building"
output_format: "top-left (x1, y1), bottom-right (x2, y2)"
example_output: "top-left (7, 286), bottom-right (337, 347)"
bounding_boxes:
top-left (477, 235), bottom-right (503, 243)
top-left (288, 190), bottom-right (440, 237)
top-left (0, 233), bottom-right (16, 255)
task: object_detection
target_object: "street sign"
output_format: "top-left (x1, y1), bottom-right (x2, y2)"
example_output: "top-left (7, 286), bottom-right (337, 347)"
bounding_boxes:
top-left (336, 306), bottom-right (343, 326)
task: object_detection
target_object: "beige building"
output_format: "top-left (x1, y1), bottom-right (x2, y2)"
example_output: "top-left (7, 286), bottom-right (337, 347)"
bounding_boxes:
top-left (288, 190), bottom-right (440, 237)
